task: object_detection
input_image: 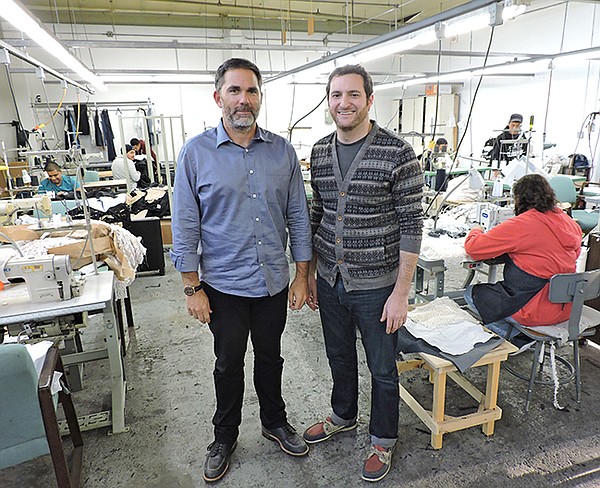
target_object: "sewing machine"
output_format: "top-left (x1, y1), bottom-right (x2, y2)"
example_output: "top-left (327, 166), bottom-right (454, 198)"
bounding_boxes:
top-left (475, 202), bottom-right (514, 231)
top-left (0, 254), bottom-right (84, 302)
top-left (0, 195), bottom-right (52, 225)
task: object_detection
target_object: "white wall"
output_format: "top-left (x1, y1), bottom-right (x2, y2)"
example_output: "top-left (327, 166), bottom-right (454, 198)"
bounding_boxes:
top-left (0, 1), bottom-right (598, 176)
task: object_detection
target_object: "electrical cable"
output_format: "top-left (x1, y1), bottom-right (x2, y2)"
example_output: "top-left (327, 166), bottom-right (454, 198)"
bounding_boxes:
top-left (424, 25), bottom-right (496, 218)
top-left (288, 93), bottom-right (327, 142)
top-left (4, 64), bottom-right (32, 149)
top-left (430, 38), bottom-right (443, 148)
top-left (37, 85), bottom-right (67, 149)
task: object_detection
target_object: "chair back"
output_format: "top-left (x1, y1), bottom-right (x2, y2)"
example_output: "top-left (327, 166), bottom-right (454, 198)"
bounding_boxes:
top-left (0, 344), bottom-right (50, 469)
top-left (549, 175), bottom-right (577, 205)
top-left (548, 269), bottom-right (600, 341)
top-left (83, 170), bottom-right (100, 183)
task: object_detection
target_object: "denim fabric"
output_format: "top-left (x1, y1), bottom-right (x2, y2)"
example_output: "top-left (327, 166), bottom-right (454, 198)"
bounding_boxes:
top-left (204, 283), bottom-right (289, 444)
top-left (317, 275), bottom-right (399, 446)
top-left (464, 285), bottom-right (521, 340)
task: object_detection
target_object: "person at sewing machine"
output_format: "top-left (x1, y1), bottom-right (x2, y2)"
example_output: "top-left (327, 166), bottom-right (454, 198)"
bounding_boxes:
top-left (488, 113), bottom-right (528, 165)
top-left (111, 144), bottom-right (141, 189)
top-left (37, 161), bottom-right (80, 196)
top-left (422, 137), bottom-right (452, 171)
top-left (463, 174), bottom-right (581, 339)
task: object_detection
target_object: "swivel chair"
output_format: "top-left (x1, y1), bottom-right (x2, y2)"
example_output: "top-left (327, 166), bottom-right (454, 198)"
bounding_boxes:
top-left (504, 269), bottom-right (600, 411)
top-left (0, 344), bottom-right (83, 487)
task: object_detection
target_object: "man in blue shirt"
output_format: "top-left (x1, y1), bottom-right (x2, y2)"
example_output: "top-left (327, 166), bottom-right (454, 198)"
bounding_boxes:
top-left (37, 162), bottom-right (80, 194)
top-left (170, 58), bottom-right (312, 482)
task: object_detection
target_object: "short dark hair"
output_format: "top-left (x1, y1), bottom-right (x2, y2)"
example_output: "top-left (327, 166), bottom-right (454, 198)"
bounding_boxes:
top-left (125, 144), bottom-right (133, 153)
top-left (436, 138), bottom-right (448, 146)
top-left (130, 138), bottom-right (140, 146)
top-left (326, 65), bottom-right (373, 99)
top-left (513, 174), bottom-right (557, 215)
top-left (215, 58), bottom-right (262, 92)
top-left (44, 161), bottom-right (60, 173)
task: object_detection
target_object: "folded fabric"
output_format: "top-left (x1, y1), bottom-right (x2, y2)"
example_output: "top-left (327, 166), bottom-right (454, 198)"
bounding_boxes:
top-left (404, 318), bottom-right (494, 355)
top-left (406, 296), bottom-right (493, 355)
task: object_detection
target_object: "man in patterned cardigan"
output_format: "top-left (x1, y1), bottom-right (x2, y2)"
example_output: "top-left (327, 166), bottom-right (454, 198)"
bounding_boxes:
top-left (303, 65), bottom-right (423, 482)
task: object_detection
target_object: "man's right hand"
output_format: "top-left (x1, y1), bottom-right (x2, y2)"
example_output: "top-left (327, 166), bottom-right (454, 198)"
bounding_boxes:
top-left (186, 290), bottom-right (213, 324)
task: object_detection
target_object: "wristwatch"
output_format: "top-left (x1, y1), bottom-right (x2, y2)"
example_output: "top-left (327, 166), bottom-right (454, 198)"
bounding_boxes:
top-left (183, 283), bottom-right (203, 296)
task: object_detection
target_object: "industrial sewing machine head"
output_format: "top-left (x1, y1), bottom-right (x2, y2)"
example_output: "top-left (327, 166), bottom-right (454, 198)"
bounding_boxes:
top-left (0, 254), bottom-right (84, 302)
top-left (0, 195), bottom-right (52, 225)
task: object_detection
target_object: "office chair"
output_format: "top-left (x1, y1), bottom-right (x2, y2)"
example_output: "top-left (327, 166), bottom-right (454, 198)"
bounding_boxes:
top-left (504, 269), bottom-right (600, 411)
top-left (549, 175), bottom-right (598, 234)
top-left (0, 344), bottom-right (83, 487)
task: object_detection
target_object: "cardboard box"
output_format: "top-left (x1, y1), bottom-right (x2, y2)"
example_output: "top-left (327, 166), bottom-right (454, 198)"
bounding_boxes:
top-left (160, 218), bottom-right (172, 246)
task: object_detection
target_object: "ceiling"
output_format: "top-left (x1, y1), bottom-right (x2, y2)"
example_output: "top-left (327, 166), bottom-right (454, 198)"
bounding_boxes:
top-left (17, 0), bottom-right (471, 39)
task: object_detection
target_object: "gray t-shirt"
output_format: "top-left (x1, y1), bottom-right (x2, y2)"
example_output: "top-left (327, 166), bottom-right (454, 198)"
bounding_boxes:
top-left (336, 135), bottom-right (367, 179)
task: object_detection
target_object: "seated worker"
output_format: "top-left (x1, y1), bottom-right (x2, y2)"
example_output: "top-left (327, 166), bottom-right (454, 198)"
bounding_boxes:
top-left (111, 144), bottom-right (141, 189)
top-left (38, 161), bottom-right (80, 194)
top-left (130, 137), bottom-right (159, 182)
top-left (463, 174), bottom-right (581, 339)
top-left (423, 137), bottom-right (452, 171)
top-left (488, 113), bottom-right (528, 165)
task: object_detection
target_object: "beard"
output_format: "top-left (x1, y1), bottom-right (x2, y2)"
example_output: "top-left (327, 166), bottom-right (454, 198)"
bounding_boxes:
top-left (332, 104), bottom-right (370, 132)
top-left (224, 104), bottom-right (259, 131)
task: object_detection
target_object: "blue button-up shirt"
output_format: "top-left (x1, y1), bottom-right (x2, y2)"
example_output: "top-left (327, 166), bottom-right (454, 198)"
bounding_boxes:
top-left (170, 121), bottom-right (312, 298)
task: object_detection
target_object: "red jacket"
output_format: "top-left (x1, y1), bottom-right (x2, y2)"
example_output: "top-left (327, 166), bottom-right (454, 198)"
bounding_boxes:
top-left (465, 208), bottom-right (581, 326)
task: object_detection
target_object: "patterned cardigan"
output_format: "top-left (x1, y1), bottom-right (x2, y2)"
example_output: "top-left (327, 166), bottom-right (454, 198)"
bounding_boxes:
top-left (309, 122), bottom-right (423, 291)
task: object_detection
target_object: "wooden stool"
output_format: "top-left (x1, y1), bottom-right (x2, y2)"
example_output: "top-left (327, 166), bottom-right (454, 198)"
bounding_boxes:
top-left (397, 340), bottom-right (517, 449)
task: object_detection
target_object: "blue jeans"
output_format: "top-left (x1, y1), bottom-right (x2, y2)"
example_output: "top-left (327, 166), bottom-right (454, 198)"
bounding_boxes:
top-left (317, 275), bottom-right (398, 447)
top-left (464, 285), bottom-right (521, 340)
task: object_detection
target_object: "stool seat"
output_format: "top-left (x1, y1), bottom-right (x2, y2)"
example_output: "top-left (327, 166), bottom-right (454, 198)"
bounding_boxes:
top-left (397, 339), bottom-right (517, 449)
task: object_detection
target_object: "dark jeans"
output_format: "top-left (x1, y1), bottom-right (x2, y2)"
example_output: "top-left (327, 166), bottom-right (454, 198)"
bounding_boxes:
top-left (317, 275), bottom-right (399, 446)
top-left (204, 284), bottom-right (289, 444)
top-left (464, 285), bottom-right (521, 340)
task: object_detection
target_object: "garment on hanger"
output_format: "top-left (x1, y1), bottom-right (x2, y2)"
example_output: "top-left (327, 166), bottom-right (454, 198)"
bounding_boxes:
top-left (147, 104), bottom-right (155, 145)
top-left (94, 109), bottom-right (103, 147)
top-left (64, 109), bottom-right (80, 149)
top-left (72, 104), bottom-right (91, 135)
top-left (134, 108), bottom-right (145, 138)
top-left (100, 109), bottom-right (117, 161)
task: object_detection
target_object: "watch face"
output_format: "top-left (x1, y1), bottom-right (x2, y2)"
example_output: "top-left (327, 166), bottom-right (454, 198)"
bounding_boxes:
top-left (184, 285), bottom-right (195, 296)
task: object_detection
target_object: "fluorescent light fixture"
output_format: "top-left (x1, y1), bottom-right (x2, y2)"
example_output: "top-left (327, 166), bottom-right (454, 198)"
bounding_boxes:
top-left (503, 0), bottom-right (528, 20)
top-left (0, 0), bottom-right (105, 90)
top-left (343, 29), bottom-right (438, 65)
top-left (444, 13), bottom-right (490, 37)
top-left (99, 73), bottom-right (215, 84)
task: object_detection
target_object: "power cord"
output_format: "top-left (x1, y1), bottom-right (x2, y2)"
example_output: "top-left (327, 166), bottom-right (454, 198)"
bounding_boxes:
top-left (424, 25), bottom-right (496, 218)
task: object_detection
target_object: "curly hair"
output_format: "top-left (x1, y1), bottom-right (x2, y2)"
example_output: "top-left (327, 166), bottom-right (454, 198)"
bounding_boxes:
top-left (513, 174), bottom-right (557, 215)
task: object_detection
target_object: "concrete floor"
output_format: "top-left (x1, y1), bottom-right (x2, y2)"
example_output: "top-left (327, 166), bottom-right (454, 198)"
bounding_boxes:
top-left (2, 255), bottom-right (600, 488)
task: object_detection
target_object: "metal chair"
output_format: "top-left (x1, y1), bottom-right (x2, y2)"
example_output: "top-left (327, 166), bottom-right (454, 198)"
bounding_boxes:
top-left (0, 343), bottom-right (83, 487)
top-left (504, 269), bottom-right (600, 411)
top-left (549, 175), bottom-right (599, 234)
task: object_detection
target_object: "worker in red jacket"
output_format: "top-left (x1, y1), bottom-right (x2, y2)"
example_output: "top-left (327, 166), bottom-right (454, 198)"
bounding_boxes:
top-left (464, 174), bottom-right (582, 338)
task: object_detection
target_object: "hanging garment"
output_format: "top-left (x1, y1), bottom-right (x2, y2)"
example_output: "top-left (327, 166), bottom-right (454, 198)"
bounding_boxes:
top-left (134, 108), bottom-right (145, 138)
top-left (64, 109), bottom-right (80, 149)
top-left (94, 110), bottom-right (104, 147)
top-left (100, 109), bottom-right (117, 161)
top-left (72, 104), bottom-right (91, 135)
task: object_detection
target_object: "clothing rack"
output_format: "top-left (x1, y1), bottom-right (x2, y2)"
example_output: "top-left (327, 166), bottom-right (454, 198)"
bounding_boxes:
top-left (32, 101), bottom-right (150, 109)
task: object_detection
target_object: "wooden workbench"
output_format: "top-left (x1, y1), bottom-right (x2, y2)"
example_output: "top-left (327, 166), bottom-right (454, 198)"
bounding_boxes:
top-left (397, 339), bottom-right (517, 449)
